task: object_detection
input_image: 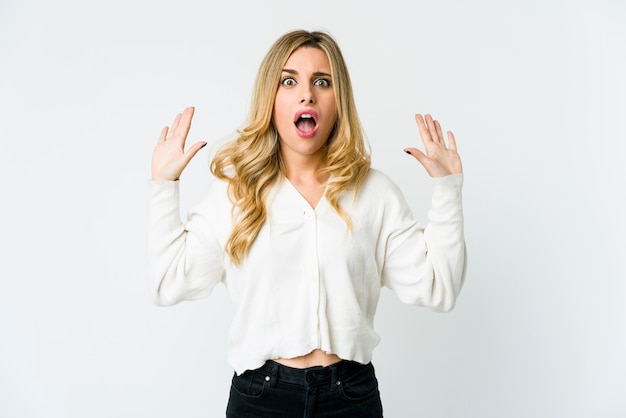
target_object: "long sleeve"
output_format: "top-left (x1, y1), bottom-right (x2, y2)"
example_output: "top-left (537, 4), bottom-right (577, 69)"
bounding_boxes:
top-left (147, 180), bottom-right (226, 306)
top-left (145, 170), bottom-right (466, 374)
top-left (381, 174), bottom-right (466, 312)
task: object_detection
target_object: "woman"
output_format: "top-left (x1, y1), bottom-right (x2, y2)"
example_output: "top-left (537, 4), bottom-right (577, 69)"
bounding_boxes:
top-left (149, 30), bottom-right (465, 417)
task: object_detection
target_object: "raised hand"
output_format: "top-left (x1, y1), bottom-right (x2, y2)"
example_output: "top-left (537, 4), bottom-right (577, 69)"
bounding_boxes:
top-left (151, 107), bottom-right (207, 181)
top-left (404, 114), bottom-right (463, 178)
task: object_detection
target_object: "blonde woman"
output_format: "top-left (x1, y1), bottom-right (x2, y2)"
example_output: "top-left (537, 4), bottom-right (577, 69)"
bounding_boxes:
top-left (149, 30), bottom-right (465, 417)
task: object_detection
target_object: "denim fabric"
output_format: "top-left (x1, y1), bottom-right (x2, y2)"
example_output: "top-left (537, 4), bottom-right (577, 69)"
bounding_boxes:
top-left (226, 360), bottom-right (383, 417)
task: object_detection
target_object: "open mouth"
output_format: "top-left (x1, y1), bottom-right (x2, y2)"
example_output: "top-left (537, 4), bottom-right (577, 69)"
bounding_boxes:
top-left (294, 110), bottom-right (319, 137)
top-left (296, 114), bottom-right (316, 132)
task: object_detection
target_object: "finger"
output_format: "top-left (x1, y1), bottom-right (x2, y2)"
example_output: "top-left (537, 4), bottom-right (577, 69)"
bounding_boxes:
top-left (173, 107), bottom-right (195, 143)
top-left (414, 114), bottom-right (433, 144)
top-left (177, 107), bottom-right (195, 134)
top-left (447, 131), bottom-right (458, 151)
top-left (425, 114), bottom-right (441, 144)
top-left (434, 120), bottom-right (444, 144)
top-left (181, 141), bottom-right (207, 165)
top-left (167, 113), bottom-right (182, 140)
top-left (404, 147), bottom-right (429, 166)
top-left (157, 126), bottom-right (168, 144)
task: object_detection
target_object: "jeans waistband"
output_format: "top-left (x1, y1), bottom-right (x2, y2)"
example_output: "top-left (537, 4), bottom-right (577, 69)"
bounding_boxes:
top-left (258, 360), bottom-right (372, 390)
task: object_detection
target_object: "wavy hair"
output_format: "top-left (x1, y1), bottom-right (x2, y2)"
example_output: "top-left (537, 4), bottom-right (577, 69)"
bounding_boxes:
top-left (210, 30), bottom-right (371, 265)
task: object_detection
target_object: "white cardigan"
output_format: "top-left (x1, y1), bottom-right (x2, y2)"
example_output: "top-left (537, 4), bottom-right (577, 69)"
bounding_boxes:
top-left (148, 169), bottom-right (466, 375)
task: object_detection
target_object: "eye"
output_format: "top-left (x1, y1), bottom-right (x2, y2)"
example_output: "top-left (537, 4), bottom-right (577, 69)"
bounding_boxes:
top-left (281, 76), bottom-right (296, 87)
top-left (314, 78), bottom-right (331, 88)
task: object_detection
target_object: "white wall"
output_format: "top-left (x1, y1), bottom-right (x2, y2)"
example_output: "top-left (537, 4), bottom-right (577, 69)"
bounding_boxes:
top-left (1, 0), bottom-right (625, 417)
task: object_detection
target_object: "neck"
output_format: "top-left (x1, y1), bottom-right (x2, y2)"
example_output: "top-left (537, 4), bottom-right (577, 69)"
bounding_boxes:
top-left (281, 151), bottom-right (328, 186)
top-left (281, 154), bottom-right (330, 209)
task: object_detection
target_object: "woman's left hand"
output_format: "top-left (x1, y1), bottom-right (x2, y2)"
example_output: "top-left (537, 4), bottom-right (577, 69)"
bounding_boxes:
top-left (404, 114), bottom-right (463, 178)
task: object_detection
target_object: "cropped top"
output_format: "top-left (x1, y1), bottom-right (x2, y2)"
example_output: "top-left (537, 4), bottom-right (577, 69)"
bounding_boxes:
top-left (148, 169), bottom-right (466, 375)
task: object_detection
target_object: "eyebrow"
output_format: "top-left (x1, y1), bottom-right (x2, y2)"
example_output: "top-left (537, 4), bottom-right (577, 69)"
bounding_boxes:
top-left (281, 68), bottom-right (332, 78)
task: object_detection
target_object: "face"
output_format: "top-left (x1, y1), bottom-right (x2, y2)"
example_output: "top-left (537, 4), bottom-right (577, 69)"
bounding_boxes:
top-left (273, 47), bottom-right (337, 164)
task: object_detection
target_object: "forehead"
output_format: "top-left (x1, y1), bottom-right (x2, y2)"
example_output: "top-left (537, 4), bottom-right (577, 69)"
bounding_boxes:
top-left (283, 47), bottom-right (331, 72)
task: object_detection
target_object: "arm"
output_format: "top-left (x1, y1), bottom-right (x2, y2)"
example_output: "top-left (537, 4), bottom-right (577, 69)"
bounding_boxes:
top-left (382, 114), bottom-right (466, 312)
top-left (381, 175), bottom-right (465, 312)
top-left (147, 108), bottom-right (224, 306)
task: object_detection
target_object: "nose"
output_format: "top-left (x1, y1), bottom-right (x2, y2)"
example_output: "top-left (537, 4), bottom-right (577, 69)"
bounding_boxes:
top-left (300, 85), bottom-right (315, 104)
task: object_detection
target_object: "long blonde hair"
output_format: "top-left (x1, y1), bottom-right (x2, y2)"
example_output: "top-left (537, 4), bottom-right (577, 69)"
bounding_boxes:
top-left (210, 30), bottom-right (371, 265)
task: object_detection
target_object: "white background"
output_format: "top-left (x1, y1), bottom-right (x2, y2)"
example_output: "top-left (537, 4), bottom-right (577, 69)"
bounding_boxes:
top-left (1, 0), bottom-right (625, 417)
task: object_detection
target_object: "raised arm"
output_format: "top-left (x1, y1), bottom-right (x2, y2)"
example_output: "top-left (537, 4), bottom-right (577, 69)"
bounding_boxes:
top-left (381, 114), bottom-right (466, 312)
top-left (148, 107), bottom-right (224, 306)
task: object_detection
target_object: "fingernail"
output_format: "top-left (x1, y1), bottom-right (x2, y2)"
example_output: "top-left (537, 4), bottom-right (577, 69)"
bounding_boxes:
top-left (404, 149), bottom-right (411, 154)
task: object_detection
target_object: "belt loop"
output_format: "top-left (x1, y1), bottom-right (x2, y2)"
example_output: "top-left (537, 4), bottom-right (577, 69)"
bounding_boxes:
top-left (330, 361), bottom-right (340, 392)
top-left (264, 361), bottom-right (279, 388)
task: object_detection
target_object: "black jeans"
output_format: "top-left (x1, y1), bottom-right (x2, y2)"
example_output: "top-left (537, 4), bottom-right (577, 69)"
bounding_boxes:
top-left (226, 360), bottom-right (383, 417)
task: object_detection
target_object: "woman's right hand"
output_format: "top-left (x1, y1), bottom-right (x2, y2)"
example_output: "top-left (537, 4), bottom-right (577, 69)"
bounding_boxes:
top-left (151, 107), bottom-right (207, 181)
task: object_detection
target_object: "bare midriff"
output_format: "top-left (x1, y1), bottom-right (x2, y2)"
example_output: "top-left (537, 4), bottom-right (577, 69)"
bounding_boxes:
top-left (274, 349), bottom-right (342, 369)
